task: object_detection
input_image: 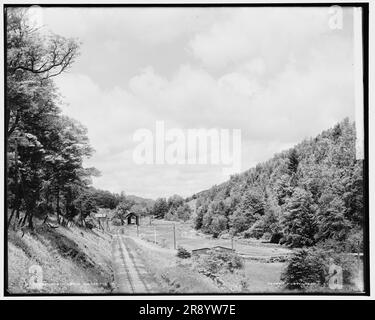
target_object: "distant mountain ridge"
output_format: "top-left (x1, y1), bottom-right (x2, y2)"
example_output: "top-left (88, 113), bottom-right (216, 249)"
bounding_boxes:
top-left (125, 194), bottom-right (155, 208)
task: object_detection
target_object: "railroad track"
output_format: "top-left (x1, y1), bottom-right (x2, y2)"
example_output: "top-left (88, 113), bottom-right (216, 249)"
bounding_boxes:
top-left (117, 235), bottom-right (135, 292)
top-left (112, 230), bottom-right (158, 293)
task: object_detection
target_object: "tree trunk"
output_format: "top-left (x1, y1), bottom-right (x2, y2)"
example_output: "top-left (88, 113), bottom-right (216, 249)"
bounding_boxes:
top-left (43, 214), bottom-right (48, 224)
top-left (20, 211), bottom-right (28, 227)
top-left (13, 205), bottom-right (21, 231)
top-left (8, 206), bottom-right (16, 229)
top-left (28, 211), bottom-right (34, 230)
top-left (8, 197), bottom-right (21, 230)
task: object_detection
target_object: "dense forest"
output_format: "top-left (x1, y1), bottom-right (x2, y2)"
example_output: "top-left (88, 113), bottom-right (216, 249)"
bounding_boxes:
top-left (5, 9), bottom-right (152, 230)
top-left (188, 118), bottom-right (363, 251)
top-left (6, 8), bottom-right (90, 229)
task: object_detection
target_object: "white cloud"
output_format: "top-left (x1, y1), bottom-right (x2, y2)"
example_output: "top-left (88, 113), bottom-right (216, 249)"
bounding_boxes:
top-left (189, 7), bottom-right (351, 71)
top-left (47, 7), bottom-right (356, 198)
top-left (43, 7), bottom-right (219, 44)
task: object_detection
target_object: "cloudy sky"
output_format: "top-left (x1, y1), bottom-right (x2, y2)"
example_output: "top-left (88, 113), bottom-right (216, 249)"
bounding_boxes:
top-left (37, 6), bottom-right (356, 199)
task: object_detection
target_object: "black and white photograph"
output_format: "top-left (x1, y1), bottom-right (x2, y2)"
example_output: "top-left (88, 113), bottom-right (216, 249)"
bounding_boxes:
top-left (2, 2), bottom-right (370, 298)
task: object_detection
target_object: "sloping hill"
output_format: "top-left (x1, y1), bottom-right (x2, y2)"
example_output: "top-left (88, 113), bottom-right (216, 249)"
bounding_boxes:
top-left (7, 221), bottom-right (114, 294)
top-left (190, 119), bottom-right (363, 249)
top-left (125, 194), bottom-right (155, 209)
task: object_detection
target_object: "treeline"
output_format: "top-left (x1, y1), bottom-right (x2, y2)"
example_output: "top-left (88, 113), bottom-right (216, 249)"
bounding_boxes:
top-left (6, 8), bottom-right (98, 230)
top-left (150, 195), bottom-right (192, 222)
top-left (191, 119), bottom-right (363, 251)
top-left (91, 189), bottom-right (154, 212)
top-left (111, 193), bottom-right (154, 224)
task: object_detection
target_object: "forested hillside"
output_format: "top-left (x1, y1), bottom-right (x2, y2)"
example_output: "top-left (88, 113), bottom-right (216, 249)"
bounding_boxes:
top-left (191, 119), bottom-right (363, 250)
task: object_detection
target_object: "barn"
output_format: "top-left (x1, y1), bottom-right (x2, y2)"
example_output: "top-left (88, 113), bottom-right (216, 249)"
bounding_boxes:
top-left (124, 212), bottom-right (140, 226)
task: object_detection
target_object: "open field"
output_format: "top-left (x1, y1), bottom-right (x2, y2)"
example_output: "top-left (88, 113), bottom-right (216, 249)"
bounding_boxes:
top-left (120, 219), bottom-right (290, 293)
top-left (124, 219), bottom-right (292, 258)
top-left (122, 221), bottom-right (364, 293)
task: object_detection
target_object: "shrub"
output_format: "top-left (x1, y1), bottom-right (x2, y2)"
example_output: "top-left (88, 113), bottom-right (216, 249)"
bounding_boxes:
top-left (262, 232), bottom-right (272, 241)
top-left (195, 249), bottom-right (243, 275)
top-left (84, 217), bottom-right (96, 229)
top-left (336, 254), bottom-right (358, 286)
top-left (165, 211), bottom-right (179, 222)
top-left (111, 219), bottom-right (122, 226)
top-left (316, 239), bottom-right (346, 252)
top-left (281, 247), bottom-right (360, 290)
top-left (281, 248), bottom-right (327, 290)
top-left (345, 229), bottom-right (363, 253)
top-left (270, 232), bottom-right (283, 244)
top-left (177, 246), bottom-right (191, 259)
top-left (242, 230), bottom-right (251, 239)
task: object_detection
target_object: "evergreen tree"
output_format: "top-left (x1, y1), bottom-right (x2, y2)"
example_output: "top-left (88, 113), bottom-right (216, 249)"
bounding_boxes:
top-left (287, 149), bottom-right (299, 175)
top-left (316, 195), bottom-right (351, 242)
top-left (282, 188), bottom-right (318, 247)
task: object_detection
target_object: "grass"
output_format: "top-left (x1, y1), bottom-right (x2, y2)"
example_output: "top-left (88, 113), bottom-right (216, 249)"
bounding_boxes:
top-left (7, 221), bottom-right (114, 294)
top-left (124, 234), bottom-right (222, 293)
top-left (126, 219), bottom-right (292, 257)
top-left (120, 220), bottom-right (289, 293)
top-left (240, 261), bottom-right (285, 292)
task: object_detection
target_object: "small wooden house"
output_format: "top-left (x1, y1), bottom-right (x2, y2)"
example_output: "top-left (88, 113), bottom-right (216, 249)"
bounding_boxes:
top-left (124, 211), bottom-right (140, 226)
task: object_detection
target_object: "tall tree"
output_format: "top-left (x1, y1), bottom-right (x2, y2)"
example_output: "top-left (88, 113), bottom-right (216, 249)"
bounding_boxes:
top-left (152, 198), bottom-right (169, 219)
top-left (6, 8), bottom-right (79, 139)
top-left (282, 188), bottom-right (318, 247)
top-left (6, 8), bottom-right (100, 230)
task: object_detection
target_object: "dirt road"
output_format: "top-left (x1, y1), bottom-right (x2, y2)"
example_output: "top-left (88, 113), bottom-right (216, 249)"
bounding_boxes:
top-left (112, 230), bottom-right (160, 293)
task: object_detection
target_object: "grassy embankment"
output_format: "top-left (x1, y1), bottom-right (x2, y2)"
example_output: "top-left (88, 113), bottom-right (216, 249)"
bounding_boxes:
top-left (7, 219), bottom-right (114, 294)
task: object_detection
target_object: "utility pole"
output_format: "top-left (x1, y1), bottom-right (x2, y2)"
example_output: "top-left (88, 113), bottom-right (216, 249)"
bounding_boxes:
top-left (137, 224), bottom-right (139, 237)
top-left (231, 237), bottom-right (234, 250)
